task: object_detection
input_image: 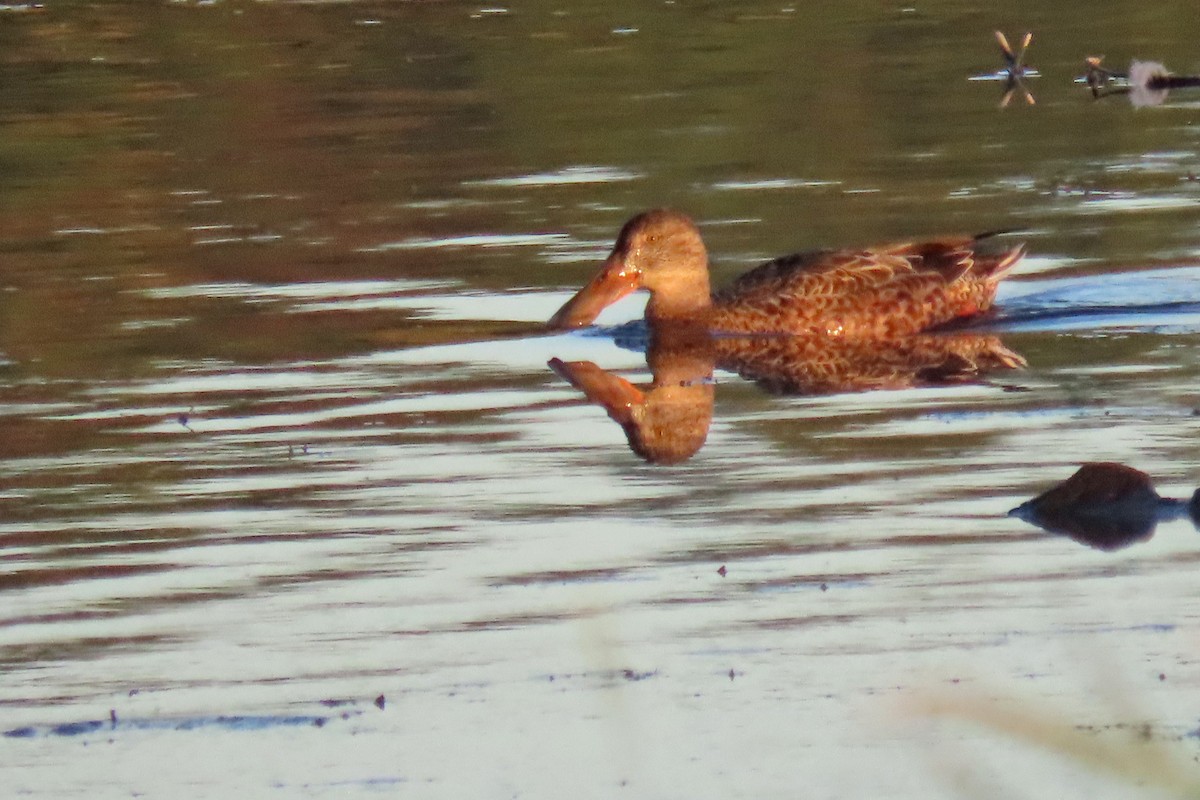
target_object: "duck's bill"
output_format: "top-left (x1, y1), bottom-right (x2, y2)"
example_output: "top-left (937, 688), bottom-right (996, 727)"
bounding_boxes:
top-left (547, 256), bottom-right (640, 330)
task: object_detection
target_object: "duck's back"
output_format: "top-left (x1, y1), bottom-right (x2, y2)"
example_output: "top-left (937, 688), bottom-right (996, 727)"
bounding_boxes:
top-left (710, 236), bottom-right (1023, 337)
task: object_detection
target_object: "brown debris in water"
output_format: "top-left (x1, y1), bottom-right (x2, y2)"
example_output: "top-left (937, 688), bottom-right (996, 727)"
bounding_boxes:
top-left (1010, 463), bottom-right (1199, 550)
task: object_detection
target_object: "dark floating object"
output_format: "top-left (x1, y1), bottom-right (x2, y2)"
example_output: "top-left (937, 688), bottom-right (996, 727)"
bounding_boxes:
top-left (1081, 56), bottom-right (1200, 107)
top-left (970, 31), bottom-right (1039, 107)
top-left (1010, 463), bottom-right (1200, 551)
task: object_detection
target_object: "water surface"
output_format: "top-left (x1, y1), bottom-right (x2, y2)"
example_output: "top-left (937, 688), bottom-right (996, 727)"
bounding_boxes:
top-left (3, 2), bottom-right (1200, 797)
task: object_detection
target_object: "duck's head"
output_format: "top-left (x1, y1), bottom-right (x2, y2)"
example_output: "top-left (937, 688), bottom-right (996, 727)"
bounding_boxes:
top-left (547, 209), bottom-right (709, 330)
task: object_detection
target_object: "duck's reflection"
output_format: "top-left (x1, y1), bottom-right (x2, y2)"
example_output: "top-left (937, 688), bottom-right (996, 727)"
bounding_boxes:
top-left (715, 330), bottom-right (1024, 396)
top-left (1010, 463), bottom-right (1200, 550)
top-left (550, 325), bottom-right (1024, 464)
top-left (549, 326), bottom-right (715, 465)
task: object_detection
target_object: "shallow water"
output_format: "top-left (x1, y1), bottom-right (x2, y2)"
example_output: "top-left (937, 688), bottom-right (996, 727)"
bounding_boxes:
top-left (3, 2), bottom-right (1200, 797)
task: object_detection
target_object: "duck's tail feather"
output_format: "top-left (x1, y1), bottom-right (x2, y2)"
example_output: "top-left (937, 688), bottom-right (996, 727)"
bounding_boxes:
top-left (985, 242), bottom-right (1026, 282)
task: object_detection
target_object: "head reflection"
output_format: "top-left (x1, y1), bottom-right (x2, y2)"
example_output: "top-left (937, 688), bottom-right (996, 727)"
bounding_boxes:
top-left (549, 327), bottom-right (715, 465)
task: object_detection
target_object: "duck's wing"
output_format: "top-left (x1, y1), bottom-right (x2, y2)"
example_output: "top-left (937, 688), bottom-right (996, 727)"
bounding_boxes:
top-left (711, 236), bottom-right (1024, 337)
top-left (876, 234), bottom-right (1024, 281)
top-left (722, 236), bottom-right (1017, 294)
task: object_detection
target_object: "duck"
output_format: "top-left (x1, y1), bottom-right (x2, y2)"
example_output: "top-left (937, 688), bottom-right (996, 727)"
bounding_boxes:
top-left (547, 209), bottom-right (1025, 338)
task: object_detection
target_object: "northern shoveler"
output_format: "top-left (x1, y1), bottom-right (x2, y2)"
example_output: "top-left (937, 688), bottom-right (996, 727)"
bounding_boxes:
top-left (547, 209), bottom-right (1024, 338)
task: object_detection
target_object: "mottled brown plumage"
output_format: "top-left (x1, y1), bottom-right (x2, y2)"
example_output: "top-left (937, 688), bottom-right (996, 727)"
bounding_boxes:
top-left (713, 332), bottom-right (1025, 395)
top-left (549, 327), bottom-right (1025, 464)
top-left (548, 209), bottom-right (1024, 337)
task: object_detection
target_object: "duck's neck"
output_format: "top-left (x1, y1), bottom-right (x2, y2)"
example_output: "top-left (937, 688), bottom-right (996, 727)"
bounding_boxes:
top-left (646, 279), bottom-right (713, 324)
top-left (644, 244), bottom-right (713, 325)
